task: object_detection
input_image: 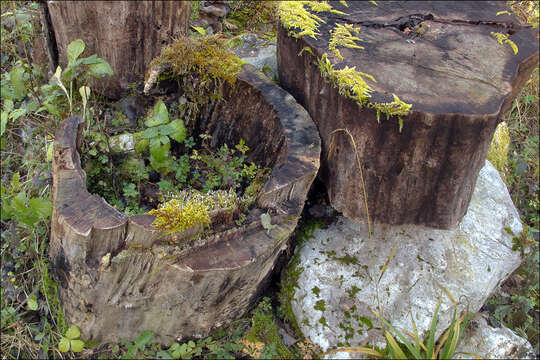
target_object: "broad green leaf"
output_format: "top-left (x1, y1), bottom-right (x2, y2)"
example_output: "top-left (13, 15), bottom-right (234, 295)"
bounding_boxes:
top-left (27, 294), bottom-right (38, 310)
top-left (9, 108), bottom-right (26, 121)
top-left (67, 39), bottom-right (85, 64)
top-left (70, 339), bottom-right (85, 353)
top-left (1, 111), bottom-right (7, 136)
top-left (9, 65), bottom-right (25, 100)
top-left (29, 198), bottom-right (52, 220)
top-left (88, 61), bottom-right (114, 77)
top-left (140, 127), bottom-right (159, 139)
top-left (80, 54), bottom-right (102, 65)
top-left (146, 99), bottom-right (169, 127)
top-left (157, 350), bottom-right (174, 359)
top-left (191, 25), bottom-right (207, 35)
top-left (65, 325), bottom-right (80, 340)
top-left (135, 330), bottom-right (154, 349)
top-left (150, 142), bottom-right (170, 162)
top-left (168, 119), bottom-right (186, 143)
top-left (58, 337), bottom-right (70, 352)
top-left (43, 103), bottom-right (61, 117)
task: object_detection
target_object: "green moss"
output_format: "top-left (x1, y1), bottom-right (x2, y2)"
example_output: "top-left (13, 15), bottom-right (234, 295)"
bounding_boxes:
top-left (149, 35), bottom-right (245, 127)
top-left (311, 286), bottom-right (321, 297)
top-left (346, 285), bottom-right (360, 298)
top-left (314, 299), bottom-right (326, 311)
top-left (318, 316), bottom-right (329, 328)
top-left (246, 304), bottom-right (296, 359)
top-left (277, 220), bottom-right (324, 336)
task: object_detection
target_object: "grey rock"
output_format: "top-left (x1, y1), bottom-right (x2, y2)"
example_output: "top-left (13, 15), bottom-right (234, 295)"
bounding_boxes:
top-left (290, 161), bottom-right (523, 351)
top-left (455, 313), bottom-right (535, 359)
top-left (232, 34), bottom-right (277, 80)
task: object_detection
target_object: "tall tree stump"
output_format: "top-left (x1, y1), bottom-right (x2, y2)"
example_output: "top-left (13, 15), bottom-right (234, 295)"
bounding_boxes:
top-left (46, 1), bottom-right (190, 98)
top-left (49, 64), bottom-right (320, 344)
top-left (277, 1), bottom-right (538, 229)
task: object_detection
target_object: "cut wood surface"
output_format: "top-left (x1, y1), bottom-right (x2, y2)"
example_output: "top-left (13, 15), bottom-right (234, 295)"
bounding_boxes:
top-left (50, 65), bottom-right (320, 344)
top-left (277, 0), bottom-right (538, 228)
top-left (47, 1), bottom-right (190, 99)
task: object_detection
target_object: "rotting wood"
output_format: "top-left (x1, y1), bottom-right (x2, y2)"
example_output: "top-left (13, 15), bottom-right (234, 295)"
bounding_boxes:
top-left (50, 64), bottom-right (320, 344)
top-left (277, 0), bottom-right (539, 229)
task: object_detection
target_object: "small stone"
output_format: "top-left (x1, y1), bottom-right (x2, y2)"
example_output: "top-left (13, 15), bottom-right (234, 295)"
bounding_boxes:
top-left (455, 313), bottom-right (535, 359)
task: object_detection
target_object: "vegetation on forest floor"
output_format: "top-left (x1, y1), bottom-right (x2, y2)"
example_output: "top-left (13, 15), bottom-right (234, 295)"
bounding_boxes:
top-left (0, 0), bottom-right (538, 358)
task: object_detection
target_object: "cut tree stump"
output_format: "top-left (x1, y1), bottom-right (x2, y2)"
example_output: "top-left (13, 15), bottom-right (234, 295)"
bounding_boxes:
top-left (49, 64), bottom-right (320, 344)
top-left (277, 1), bottom-right (538, 229)
top-left (46, 1), bottom-right (190, 99)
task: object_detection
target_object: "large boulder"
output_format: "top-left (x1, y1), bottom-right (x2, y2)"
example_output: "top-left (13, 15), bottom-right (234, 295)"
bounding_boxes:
top-left (287, 161), bottom-right (524, 351)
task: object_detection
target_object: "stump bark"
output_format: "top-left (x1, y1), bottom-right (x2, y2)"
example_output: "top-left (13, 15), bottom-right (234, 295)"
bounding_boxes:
top-left (46, 1), bottom-right (190, 99)
top-left (277, 0), bottom-right (538, 229)
top-left (50, 64), bottom-right (320, 344)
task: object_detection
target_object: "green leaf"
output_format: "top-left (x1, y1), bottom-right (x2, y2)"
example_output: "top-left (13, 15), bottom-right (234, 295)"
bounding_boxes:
top-left (168, 119), bottom-right (186, 143)
top-left (70, 339), bottom-right (85, 353)
top-left (134, 330), bottom-right (154, 349)
top-left (67, 39), bottom-right (85, 64)
top-left (150, 142), bottom-right (170, 162)
top-left (426, 295), bottom-right (442, 357)
top-left (9, 65), bottom-right (26, 100)
top-left (146, 99), bottom-right (169, 127)
top-left (88, 61), bottom-right (114, 77)
top-left (191, 25), bottom-right (207, 35)
top-left (29, 198), bottom-right (52, 220)
top-left (385, 331), bottom-right (407, 359)
top-left (1, 111), bottom-right (7, 136)
top-left (27, 294), bottom-right (38, 310)
top-left (59, 337), bottom-right (70, 352)
top-left (140, 127), bottom-right (159, 139)
top-left (9, 108), bottom-right (26, 121)
top-left (65, 325), bottom-right (80, 340)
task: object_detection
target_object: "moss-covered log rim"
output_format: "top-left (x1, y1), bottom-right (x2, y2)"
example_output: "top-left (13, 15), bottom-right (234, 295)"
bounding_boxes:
top-left (51, 63), bottom-right (321, 272)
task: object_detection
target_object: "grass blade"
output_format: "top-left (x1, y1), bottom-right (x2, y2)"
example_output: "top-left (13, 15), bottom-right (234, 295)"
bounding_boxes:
top-left (371, 309), bottom-right (421, 358)
top-left (426, 295), bottom-right (442, 358)
top-left (322, 346), bottom-right (385, 358)
top-left (385, 331), bottom-right (407, 359)
top-left (377, 241), bottom-right (399, 284)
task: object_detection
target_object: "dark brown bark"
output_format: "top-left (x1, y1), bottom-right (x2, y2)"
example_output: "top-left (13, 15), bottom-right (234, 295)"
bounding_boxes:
top-left (46, 1), bottom-right (190, 99)
top-left (50, 64), bottom-right (320, 344)
top-left (277, 0), bottom-right (538, 229)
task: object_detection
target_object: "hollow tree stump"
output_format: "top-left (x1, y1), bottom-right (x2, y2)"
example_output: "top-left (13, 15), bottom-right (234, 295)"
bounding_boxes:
top-left (49, 64), bottom-right (320, 344)
top-left (277, 1), bottom-right (538, 229)
top-left (46, 1), bottom-right (190, 99)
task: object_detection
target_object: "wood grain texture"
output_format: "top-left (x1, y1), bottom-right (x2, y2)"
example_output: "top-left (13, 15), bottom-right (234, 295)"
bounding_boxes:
top-left (50, 65), bottom-right (320, 344)
top-left (47, 1), bottom-right (190, 98)
top-left (277, 0), bottom-right (538, 228)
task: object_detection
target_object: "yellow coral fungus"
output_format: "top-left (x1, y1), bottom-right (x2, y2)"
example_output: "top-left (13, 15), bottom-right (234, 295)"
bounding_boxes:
top-left (149, 197), bottom-right (210, 235)
top-left (277, 1), bottom-right (346, 39)
top-left (329, 23), bottom-right (364, 60)
top-left (490, 32), bottom-right (519, 55)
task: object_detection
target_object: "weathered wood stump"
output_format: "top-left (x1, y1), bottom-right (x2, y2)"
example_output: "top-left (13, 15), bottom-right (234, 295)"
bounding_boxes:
top-left (50, 64), bottom-right (320, 344)
top-left (46, 1), bottom-right (190, 98)
top-left (278, 1), bottom-right (538, 228)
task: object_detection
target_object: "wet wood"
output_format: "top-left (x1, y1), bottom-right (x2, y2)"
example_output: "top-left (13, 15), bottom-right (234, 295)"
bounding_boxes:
top-left (277, 0), bottom-right (538, 228)
top-left (47, 1), bottom-right (190, 99)
top-left (50, 64), bottom-right (320, 344)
